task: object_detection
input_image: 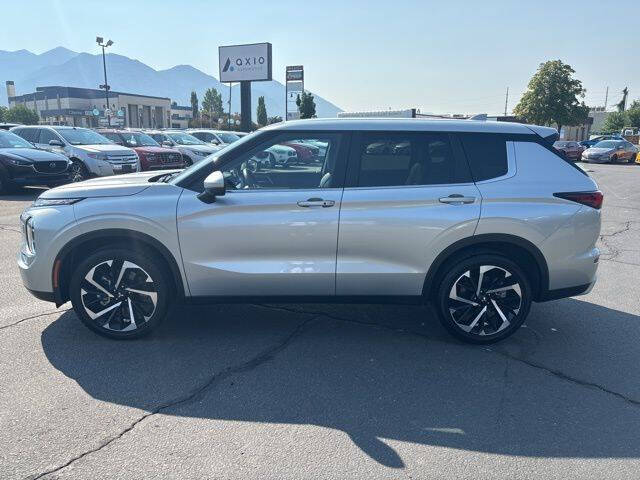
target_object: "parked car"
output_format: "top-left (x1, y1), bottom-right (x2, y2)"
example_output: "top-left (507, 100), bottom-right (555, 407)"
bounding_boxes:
top-left (0, 130), bottom-right (71, 194)
top-left (11, 126), bottom-right (139, 181)
top-left (579, 134), bottom-right (623, 149)
top-left (187, 129), bottom-right (240, 147)
top-left (553, 140), bottom-right (585, 161)
top-left (283, 141), bottom-right (321, 164)
top-left (97, 129), bottom-right (185, 171)
top-left (0, 123), bottom-right (21, 130)
top-left (581, 140), bottom-right (638, 163)
top-left (18, 118), bottom-right (602, 344)
top-left (146, 130), bottom-right (220, 166)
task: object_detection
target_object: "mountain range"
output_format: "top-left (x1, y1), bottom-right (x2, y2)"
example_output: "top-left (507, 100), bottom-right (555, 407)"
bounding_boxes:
top-left (0, 47), bottom-right (342, 119)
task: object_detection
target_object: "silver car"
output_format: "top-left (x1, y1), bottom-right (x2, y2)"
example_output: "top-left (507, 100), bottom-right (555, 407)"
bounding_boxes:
top-left (17, 119), bottom-right (602, 344)
top-left (581, 139), bottom-right (638, 163)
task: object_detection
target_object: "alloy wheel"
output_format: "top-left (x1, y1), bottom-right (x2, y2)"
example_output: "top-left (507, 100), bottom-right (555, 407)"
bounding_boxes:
top-left (70, 162), bottom-right (85, 182)
top-left (80, 259), bottom-right (158, 332)
top-left (447, 265), bottom-right (522, 336)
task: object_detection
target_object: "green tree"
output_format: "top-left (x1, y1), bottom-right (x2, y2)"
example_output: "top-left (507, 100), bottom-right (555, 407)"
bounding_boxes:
top-left (296, 91), bottom-right (316, 119)
top-left (267, 115), bottom-right (283, 125)
top-left (5, 104), bottom-right (39, 124)
top-left (616, 87), bottom-right (629, 112)
top-left (601, 111), bottom-right (626, 134)
top-left (190, 91), bottom-right (199, 119)
top-left (256, 96), bottom-right (267, 126)
top-left (0, 105), bottom-right (7, 122)
top-left (513, 60), bottom-right (589, 133)
top-left (202, 88), bottom-right (223, 119)
top-left (624, 99), bottom-right (640, 129)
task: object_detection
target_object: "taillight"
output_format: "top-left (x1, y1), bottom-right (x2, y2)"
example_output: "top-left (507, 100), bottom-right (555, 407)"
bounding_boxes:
top-left (554, 191), bottom-right (603, 209)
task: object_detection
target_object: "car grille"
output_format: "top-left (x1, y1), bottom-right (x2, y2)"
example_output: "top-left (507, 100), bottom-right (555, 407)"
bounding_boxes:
top-left (33, 160), bottom-right (68, 174)
top-left (159, 152), bottom-right (182, 164)
top-left (106, 154), bottom-right (138, 165)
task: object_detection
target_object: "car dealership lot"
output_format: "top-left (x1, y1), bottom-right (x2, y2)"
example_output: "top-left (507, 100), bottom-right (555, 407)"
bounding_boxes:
top-left (1, 163), bottom-right (640, 479)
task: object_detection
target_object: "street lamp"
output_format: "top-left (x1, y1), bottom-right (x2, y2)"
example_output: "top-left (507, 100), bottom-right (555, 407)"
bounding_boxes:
top-left (96, 36), bottom-right (114, 126)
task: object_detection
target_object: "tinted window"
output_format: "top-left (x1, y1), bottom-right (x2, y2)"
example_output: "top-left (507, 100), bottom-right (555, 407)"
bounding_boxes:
top-left (356, 133), bottom-right (470, 187)
top-left (458, 134), bottom-right (508, 181)
top-left (14, 128), bottom-right (39, 143)
top-left (38, 129), bottom-right (61, 145)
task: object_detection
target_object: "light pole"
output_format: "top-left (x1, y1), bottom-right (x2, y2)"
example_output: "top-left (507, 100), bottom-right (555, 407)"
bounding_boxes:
top-left (96, 36), bottom-right (113, 126)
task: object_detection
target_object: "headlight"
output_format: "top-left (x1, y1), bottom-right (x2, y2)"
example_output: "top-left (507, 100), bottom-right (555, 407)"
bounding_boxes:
top-left (87, 152), bottom-right (108, 161)
top-left (25, 217), bottom-right (35, 255)
top-left (8, 158), bottom-right (32, 166)
top-left (33, 198), bottom-right (83, 207)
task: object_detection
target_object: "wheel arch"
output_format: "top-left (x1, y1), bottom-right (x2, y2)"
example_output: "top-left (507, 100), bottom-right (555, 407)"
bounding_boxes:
top-left (53, 228), bottom-right (186, 306)
top-left (422, 234), bottom-right (549, 302)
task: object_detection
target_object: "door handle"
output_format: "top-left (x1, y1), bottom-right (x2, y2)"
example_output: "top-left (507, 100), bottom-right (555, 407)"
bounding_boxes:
top-left (439, 194), bottom-right (476, 205)
top-left (297, 198), bottom-right (335, 208)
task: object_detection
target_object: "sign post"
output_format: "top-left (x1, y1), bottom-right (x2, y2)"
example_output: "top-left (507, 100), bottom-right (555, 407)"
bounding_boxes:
top-left (285, 65), bottom-right (304, 121)
top-left (219, 43), bottom-right (272, 132)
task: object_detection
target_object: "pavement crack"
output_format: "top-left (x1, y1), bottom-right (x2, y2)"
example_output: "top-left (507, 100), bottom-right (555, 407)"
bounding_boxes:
top-left (29, 315), bottom-right (316, 480)
top-left (0, 224), bottom-right (21, 234)
top-left (0, 308), bottom-right (70, 331)
top-left (255, 304), bottom-right (640, 409)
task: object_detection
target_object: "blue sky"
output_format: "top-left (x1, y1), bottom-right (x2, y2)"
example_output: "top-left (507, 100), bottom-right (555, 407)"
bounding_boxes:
top-left (0, 0), bottom-right (637, 114)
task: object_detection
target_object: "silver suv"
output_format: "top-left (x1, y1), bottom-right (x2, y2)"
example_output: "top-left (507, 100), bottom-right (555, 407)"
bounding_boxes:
top-left (11, 126), bottom-right (140, 181)
top-left (17, 119), bottom-right (602, 344)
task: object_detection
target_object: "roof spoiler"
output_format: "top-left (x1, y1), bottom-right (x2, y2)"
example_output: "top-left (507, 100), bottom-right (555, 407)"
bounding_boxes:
top-left (527, 125), bottom-right (559, 144)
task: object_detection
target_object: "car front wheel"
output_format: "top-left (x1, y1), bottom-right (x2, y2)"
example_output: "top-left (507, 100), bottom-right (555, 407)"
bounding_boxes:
top-left (69, 248), bottom-right (171, 339)
top-left (436, 254), bottom-right (532, 344)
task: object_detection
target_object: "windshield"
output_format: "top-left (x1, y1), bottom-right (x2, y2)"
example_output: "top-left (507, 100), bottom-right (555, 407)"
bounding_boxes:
top-left (169, 130), bottom-right (259, 186)
top-left (167, 132), bottom-right (205, 145)
top-left (0, 131), bottom-right (33, 149)
top-left (121, 132), bottom-right (159, 147)
top-left (56, 128), bottom-right (112, 145)
top-left (217, 132), bottom-right (240, 143)
top-left (593, 141), bottom-right (620, 149)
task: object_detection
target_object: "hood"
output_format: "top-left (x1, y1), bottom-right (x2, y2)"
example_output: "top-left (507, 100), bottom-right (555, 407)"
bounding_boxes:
top-left (133, 146), bottom-right (179, 154)
top-left (40, 169), bottom-right (179, 199)
top-left (75, 144), bottom-right (135, 154)
top-left (0, 148), bottom-right (68, 162)
top-left (180, 144), bottom-right (219, 153)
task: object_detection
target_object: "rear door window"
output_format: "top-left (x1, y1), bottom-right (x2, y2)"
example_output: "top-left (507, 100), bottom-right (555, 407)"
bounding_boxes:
top-left (458, 133), bottom-right (508, 181)
top-left (355, 133), bottom-right (471, 187)
top-left (14, 128), bottom-right (39, 143)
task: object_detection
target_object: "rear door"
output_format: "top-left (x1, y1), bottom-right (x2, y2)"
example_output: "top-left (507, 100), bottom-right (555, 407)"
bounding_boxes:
top-left (336, 131), bottom-right (481, 296)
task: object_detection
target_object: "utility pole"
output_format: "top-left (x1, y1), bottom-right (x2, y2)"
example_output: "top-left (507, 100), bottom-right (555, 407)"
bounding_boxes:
top-left (96, 37), bottom-right (114, 126)
top-left (228, 83), bottom-right (232, 130)
top-left (504, 87), bottom-right (509, 116)
top-left (604, 86), bottom-right (609, 110)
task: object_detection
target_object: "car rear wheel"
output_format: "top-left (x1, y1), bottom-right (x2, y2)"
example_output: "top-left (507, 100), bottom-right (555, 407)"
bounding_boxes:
top-left (70, 248), bottom-right (171, 339)
top-left (436, 254), bottom-right (532, 344)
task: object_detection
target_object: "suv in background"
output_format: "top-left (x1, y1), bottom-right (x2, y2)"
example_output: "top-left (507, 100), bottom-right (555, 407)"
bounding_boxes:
top-left (146, 130), bottom-right (220, 166)
top-left (18, 119), bottom-right (601, 344)
top-left (97, 129), bottom-right (185, 171)
top-left (11, 126), bottom-right (139, 181)
top-left (187, 129), bottom-right (240, 147)
top-left (0, 130), bottom-right (71, 194)
top-left (553, 140), bottom-right (585, 161)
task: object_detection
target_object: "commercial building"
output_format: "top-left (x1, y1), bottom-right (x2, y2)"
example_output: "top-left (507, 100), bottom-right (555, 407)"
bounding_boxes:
top-left (169, 105), bottom-right (194, 129)
top-left (6, 82), bottom-right (171, 128)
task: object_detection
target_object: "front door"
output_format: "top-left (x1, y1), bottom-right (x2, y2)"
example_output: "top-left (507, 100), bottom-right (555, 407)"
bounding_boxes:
top-left (177, 131), bottom-right (348, 297)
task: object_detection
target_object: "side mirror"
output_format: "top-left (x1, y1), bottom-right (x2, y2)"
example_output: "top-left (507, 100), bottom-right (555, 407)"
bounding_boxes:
top-left (49, 139), bottom-right (64, 147)
top-left (162, 140), bottom-right (173, 147)
top-left (197, 170), bottom-right (225, 203)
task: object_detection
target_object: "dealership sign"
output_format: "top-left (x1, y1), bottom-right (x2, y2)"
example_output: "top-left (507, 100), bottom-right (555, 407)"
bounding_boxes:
top-left (219, 43), bottom-right (272, 82)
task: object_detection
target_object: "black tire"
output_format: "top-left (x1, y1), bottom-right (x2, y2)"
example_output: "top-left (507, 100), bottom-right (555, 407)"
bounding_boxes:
top-left (610, 155), bottom-right (618, 163)
top-left (70, 159), bottom-right (90, 182)
top-left (69, 247), bottom-right (171, 339)
top-left (436, 254), bottom-right (532, 344)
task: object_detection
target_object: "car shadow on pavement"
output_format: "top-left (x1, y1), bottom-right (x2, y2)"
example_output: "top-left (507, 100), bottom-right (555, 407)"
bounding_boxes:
top-left (0, 187), bottom-right (44, 202)
top-left (41, 299), bottom-right (640, 468)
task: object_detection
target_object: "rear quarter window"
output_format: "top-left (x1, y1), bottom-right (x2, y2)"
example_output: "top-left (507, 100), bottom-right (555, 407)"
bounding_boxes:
top-left (458, 133), bottom-right (508, 181)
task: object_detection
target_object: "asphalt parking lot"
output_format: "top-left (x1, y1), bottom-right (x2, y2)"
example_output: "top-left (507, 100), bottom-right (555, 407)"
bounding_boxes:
top-left (1, 163), bottom-right (639, 480)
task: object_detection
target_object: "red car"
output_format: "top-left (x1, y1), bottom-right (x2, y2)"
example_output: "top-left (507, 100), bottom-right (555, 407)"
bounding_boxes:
top-left (553, 140), bottom-right (585, 162)
top-left (283, 141), bottom-right (320, 164)
top-left (97, 129), bottom-right (185, 171)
